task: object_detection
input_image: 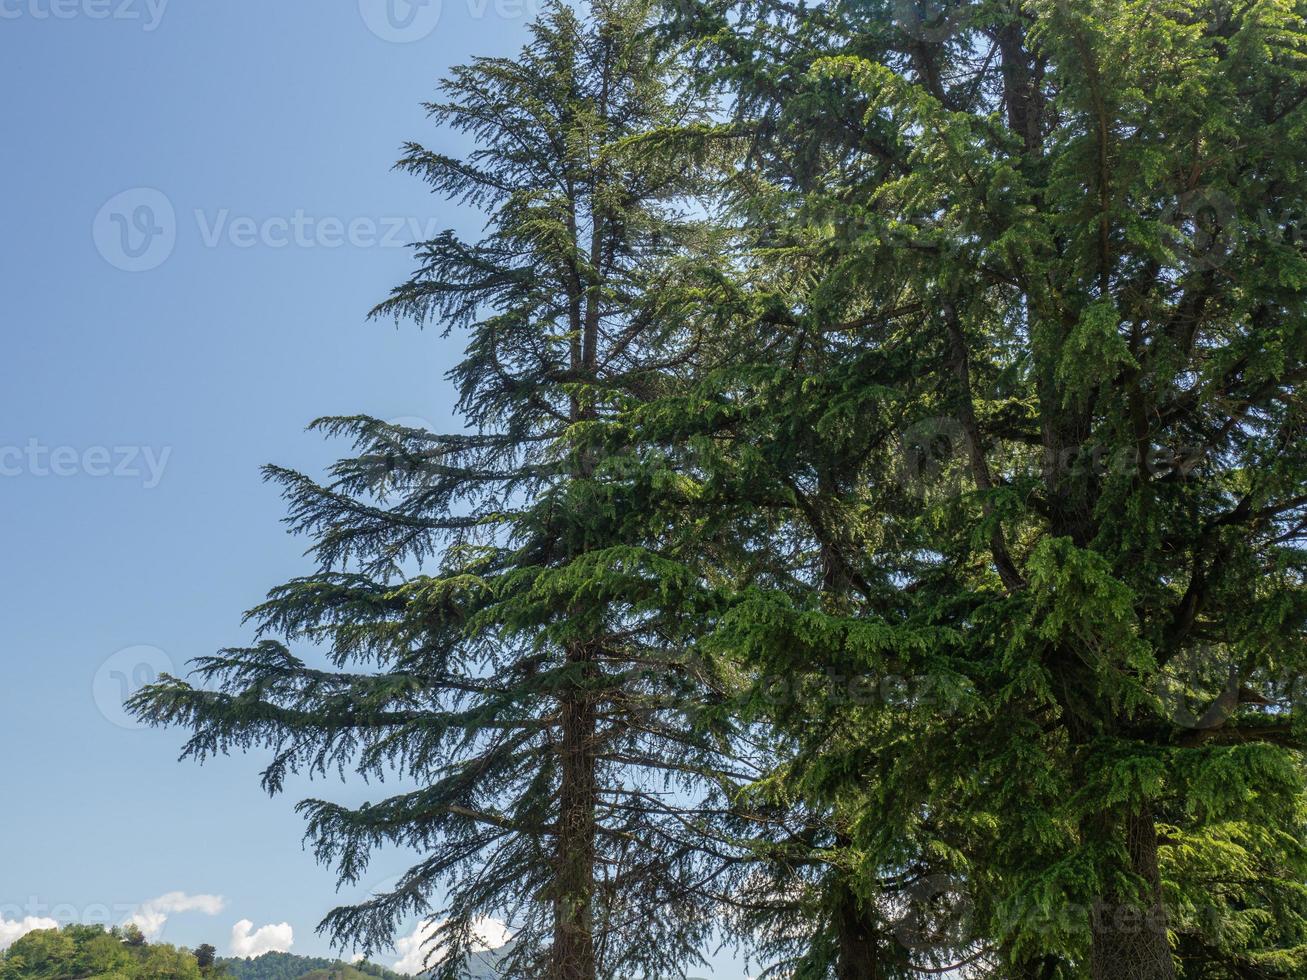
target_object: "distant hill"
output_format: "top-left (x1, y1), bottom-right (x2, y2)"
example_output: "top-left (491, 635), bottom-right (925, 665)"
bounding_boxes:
top-left (220, 951), bottom-right (408, 980)
top-left (219, 947), bottom-right (506, 980)
top-left (297, 968), bottom-right (389, 980)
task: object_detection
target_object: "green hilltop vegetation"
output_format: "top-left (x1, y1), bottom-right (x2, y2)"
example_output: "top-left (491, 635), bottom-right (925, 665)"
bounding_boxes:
top-left (220, 952), bottom-right (408, 980)
top-left (219, 956), bottom-right (405, 980)
top-left (0, 924), bottom-right (222, 980)
top-left (220, 948), bottom-right (510, 980)
top-left (0, 927), bottom-right (420, 980)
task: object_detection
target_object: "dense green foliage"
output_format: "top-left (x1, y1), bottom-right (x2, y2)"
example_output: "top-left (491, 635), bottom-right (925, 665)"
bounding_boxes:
top-left (0, 929), bottom-right (415, 980)
top-left (132, 2), bottom-right (745, 978)
top-left (131, 0), bottom-right (1307, 977)
top-left (0, 926), bottom-right (216, 980)
top-left (220, 952), bottom-right (408, 980)
top-left (649, 0), bottom-right (1307, 976)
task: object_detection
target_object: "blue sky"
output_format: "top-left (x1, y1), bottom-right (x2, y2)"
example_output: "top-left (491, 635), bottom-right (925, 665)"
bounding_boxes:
top-left (0, 3), bottom-right (749, 976)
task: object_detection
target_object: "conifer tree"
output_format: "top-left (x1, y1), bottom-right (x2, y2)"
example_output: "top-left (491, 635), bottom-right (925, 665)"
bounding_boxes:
top-left (654, 0), bottom-right (1307, 976)
top-left (130, 3), bottom-right (745, 978)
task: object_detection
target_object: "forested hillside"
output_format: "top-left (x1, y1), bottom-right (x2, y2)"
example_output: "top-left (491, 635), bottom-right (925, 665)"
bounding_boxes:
top-left (0, 925), bottom-right (219, 980)
top-left (0, 928), bottom-right (430, 980)
top-left (220, 952), bottom-right (408, 980)
top-left (220, 947), bottom-right (506, 980)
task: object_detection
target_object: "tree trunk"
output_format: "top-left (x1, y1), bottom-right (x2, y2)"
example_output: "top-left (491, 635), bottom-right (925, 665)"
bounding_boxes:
top-left (835, 912), bottom-right (883, 980)
top-left (1089, 807), bottom-right (1175, 980)
top-left (1007, 953), bottom-right (1064, 979)
top-left (553, 645), bottom-right (597, 980)
top-left (832, 880), bottom-right (905, 980)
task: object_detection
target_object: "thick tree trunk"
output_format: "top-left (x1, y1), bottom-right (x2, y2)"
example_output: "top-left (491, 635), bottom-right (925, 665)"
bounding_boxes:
top-left (833, 881), bottom-right (882, 980)
top-left (1088, 807), bottom-right (1175, 980)
top-left (1007, 953), bottom-right (1064, 979)
top-left (552, 645), bottom-right (598, 980)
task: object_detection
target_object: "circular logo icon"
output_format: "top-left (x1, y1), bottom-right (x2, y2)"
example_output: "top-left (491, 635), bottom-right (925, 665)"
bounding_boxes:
top-left (359, 0), bottom-right (443, 42)
top-left (893, 0), bottom-right (975, 42)
top-left (364, 415), bottom-right (436, 498)
top-left (361, 873), bottom-right (405, 906)
top-left (896, 415), bottom-right (967, 499)
top-left (1165, 188), bottom-right (1237, 273)
top-left (1154, 643), bottom-right (1240, 731)
top-left (93, 188), bottom-right (176, 273)
top-left (892, 874), bottom-right (971, 952)
top-left (94, 645), bottom-right (175, 730)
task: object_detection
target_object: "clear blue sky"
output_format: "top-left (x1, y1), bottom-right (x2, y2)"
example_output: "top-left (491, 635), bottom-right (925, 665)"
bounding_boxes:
top-left (0, 3), bottom-right (749, 976)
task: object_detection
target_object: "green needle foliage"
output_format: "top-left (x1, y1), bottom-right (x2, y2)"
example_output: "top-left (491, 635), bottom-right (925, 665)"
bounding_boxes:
top-left (127, 0), bottom-right (1307, 978)
top-left (130, 2), bottom-right (747, 979)
top-left (648, 0), bottom-right (1307, 977)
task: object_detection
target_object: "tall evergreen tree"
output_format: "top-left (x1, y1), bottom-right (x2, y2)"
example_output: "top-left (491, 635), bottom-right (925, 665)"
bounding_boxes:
top-left (130, 3), bottom-right (745, 978)
top-left (652, 0), bottom-right (1307, 976)
top-left (124, 0), bottom-right (1307, 977)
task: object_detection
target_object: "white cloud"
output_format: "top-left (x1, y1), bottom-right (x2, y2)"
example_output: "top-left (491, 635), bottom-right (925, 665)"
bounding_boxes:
top-left (229, 919), bottom-right (294, 959)
top-left (392, 917), bottom-right (513, 975)
top-left (0, 916), bottom-right (59, 951)
top-left (126, 892), bottom-right (226, 939)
